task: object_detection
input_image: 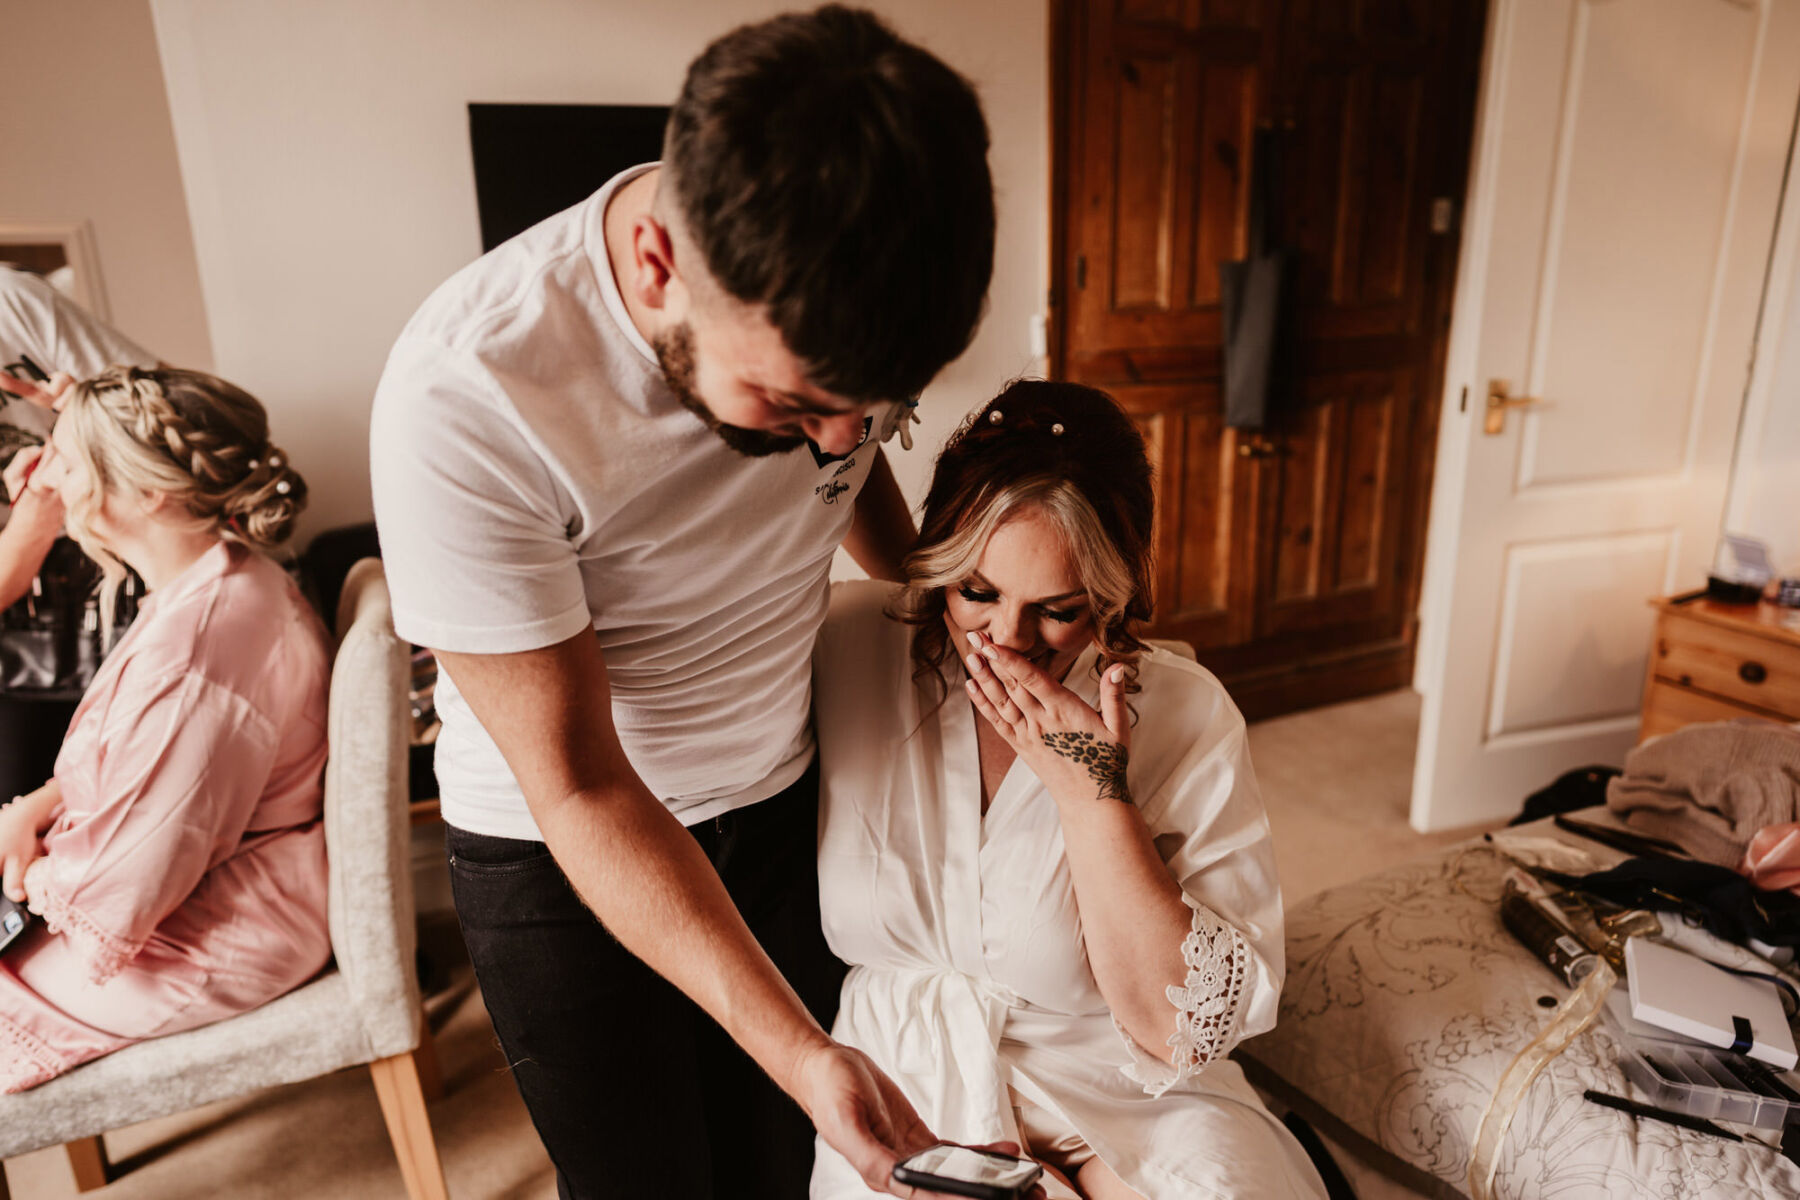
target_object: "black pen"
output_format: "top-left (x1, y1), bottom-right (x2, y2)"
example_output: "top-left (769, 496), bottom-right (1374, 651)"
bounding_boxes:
top-left (1552, 813), bottom-right (1689, 860)
top-left (1582, 1089), bottom-right (1743, 1142)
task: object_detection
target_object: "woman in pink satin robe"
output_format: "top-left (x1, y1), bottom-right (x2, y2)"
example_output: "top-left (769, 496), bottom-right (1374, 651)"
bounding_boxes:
top-left (0, 366), bottom-right (329, 1092)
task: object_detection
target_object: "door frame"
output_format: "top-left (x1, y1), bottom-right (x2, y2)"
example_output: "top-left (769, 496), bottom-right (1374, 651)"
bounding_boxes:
top-left (1410, 0), bottom-right (1506, 712)
top-left (1047, 0), bottom-right (1071, 383)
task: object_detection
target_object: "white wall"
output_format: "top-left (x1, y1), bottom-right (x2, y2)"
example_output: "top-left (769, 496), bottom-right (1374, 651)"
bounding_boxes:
top-left (1, 0), bottom-right (213, 369)
top-left (149, 0), bottom-right (1049, 541)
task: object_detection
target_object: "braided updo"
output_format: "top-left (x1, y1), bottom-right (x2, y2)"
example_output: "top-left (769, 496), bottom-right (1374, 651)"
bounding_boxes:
top-left (59, 366), bottom-right (307, 630)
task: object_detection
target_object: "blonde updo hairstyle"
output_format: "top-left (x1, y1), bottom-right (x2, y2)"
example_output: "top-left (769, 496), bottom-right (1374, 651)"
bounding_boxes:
top-left (60, 365), bottom-right (307, 633)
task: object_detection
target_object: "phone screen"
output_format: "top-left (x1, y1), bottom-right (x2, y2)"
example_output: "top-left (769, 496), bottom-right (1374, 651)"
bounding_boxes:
top-left (897, 1144), bottom-right (1041, 1187)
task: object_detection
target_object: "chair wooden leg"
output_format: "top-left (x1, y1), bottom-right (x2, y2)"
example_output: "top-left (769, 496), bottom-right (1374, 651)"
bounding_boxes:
top-left (414, 1015), bottom-right (444, 1103)
top-left (65, 1136), bottom-right (110, 1192)
top-left (369, 1051), bottom-right (449, 1200)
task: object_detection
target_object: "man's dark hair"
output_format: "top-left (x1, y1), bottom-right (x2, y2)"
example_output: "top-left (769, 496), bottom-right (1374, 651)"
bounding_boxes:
top-left (664, 5), bottom-right (995, 403)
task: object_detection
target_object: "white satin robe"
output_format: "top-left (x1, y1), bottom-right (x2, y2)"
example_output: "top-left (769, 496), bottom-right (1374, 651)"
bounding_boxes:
top-left (811, 582), bottom-right (1324, 1199)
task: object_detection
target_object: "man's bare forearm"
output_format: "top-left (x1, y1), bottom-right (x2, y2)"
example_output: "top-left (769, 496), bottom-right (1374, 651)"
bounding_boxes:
top-left (436, 639), bottom-right (831, 1095)
top-left (530, 773), bottom-right (832, 1085)
top-left (844, 448), bottom-right (915, 583)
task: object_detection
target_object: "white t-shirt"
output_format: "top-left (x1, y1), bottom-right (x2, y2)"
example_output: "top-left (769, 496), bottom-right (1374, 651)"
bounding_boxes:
top-left (370, 164), bottom-right (902, 841)
top-left (0, 266), bottom-right (157, 443)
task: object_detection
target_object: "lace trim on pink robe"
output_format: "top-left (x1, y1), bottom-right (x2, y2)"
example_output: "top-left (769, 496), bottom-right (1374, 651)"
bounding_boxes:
top-left (0, 1005), bottom-right (64, 1091)
top-left (26, 857), bottom-right (143, 987)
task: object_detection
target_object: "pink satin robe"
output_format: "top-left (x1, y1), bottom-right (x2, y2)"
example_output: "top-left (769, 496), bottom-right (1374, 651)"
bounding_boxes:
top-left (0, 542), bottom-right (331, 1091)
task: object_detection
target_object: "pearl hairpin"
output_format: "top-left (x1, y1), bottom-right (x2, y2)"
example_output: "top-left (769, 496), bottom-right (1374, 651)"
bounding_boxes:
top-left (1051, 423), bottom-right (1065, 436)
top-left (275, 480), bottom-right (291, 495)
top-left (988, 409), bottom-right (1003, 424)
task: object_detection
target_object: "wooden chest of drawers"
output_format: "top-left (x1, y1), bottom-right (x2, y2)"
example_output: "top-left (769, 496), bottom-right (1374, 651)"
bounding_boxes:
top-left (1640, 594), bottom-right (1800, 742)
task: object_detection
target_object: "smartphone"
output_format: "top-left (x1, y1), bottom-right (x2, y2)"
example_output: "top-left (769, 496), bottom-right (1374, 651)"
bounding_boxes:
top-left (0, 894), bottom-right (31, 955)
top-left (892, 1144), bottom-right (1043, 1200)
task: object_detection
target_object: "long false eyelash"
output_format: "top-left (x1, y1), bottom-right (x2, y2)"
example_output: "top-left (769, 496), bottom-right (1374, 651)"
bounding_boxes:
top-left (959, 584), bottom-right (1085, 625)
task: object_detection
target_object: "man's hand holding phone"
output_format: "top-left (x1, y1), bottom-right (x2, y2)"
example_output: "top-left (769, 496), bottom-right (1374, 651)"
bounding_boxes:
top-left (894, 1143), bottom-right (1045, 1200)
top-left (793, 1039), bottom-right (938, 1194)
top-left (790, 1039), bottom-right (1047, 1199)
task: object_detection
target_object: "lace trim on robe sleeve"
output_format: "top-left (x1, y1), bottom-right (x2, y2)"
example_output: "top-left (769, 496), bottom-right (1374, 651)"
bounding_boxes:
top-left (1115, 901), bottom-right (1251, 1098)
top-left (25, 858), bottom-right (142, 986)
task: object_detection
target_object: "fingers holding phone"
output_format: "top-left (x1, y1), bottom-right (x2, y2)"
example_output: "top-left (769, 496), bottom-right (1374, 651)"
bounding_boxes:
top-left (893, 1143), bottom-right (1046, 1200)
top-left (791, 1040), bottom-right (1051, 1199)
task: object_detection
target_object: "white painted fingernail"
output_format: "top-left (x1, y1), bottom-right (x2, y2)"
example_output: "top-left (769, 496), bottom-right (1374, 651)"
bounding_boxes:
top-left (966, 653), bottom-right (981, 673)
top-left (966, 630), bottom-right (981, 648)
top-left (980, 644), bottom-right (997, 658)
top-left (1110, 665), bottom-right (1126, 682)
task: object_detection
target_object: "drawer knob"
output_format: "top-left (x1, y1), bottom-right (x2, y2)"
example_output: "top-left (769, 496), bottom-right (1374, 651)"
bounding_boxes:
top-left (1740, 661), bottom-right (1768, 685)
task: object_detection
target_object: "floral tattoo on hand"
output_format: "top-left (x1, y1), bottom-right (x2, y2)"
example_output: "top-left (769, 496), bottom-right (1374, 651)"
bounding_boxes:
top-left (1040, 732), bottom-right (1131, 803)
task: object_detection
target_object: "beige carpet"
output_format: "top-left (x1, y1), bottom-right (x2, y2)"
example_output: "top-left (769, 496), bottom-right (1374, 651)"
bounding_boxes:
top-left (1245, 688), bottom-right (1497, 1200)
top-left (5, 687), bottom-right (1492, 1199)
top-left (1247, 687), bottom-right (1493, 906)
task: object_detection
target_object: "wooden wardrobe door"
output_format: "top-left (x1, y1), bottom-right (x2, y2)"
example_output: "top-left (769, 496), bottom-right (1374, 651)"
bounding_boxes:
top-left (1058, 1), bottom-right (1279, 655)
top-left (1062, 0), bottom-right (1275, 381)
top-left (1221, 0), bottom-right (1473, 711)
top-left (1055, 0), bottom-right (1485, 718)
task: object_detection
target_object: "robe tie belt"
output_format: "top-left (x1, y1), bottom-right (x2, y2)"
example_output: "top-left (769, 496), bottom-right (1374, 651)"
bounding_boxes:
top-left (859, 965), bottom-right (1019, 1145)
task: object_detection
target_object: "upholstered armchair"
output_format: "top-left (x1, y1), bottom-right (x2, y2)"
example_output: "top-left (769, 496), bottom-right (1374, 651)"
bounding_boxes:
top-left (0, 559), bottom-right (448, 1200)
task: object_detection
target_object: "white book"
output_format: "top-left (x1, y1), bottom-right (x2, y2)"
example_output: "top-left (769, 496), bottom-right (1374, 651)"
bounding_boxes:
top-left (1625, 937), bottom-right (1797, 1070)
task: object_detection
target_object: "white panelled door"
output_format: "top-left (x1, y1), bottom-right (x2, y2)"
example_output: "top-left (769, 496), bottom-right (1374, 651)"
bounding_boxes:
top-left (1412, 0), bottom-right (1800, 831)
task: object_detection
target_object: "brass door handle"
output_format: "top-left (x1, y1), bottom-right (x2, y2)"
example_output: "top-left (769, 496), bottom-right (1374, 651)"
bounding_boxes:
top-left (1485, 379), bottom-right (1544, 435)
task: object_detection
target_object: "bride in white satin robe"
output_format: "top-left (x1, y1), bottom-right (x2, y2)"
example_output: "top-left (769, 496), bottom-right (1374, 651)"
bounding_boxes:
top-left (809, 383), bottom-right (1325, 1200)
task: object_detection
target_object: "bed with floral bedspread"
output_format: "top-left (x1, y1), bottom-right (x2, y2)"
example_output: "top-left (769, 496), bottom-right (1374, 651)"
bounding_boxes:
top-left (1235, 831), bottom-right (1800, 1200)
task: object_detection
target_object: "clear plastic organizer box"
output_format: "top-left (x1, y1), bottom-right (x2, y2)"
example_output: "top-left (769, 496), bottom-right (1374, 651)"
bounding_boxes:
top-left (1615, 1030), bottom-right (1800, 1130)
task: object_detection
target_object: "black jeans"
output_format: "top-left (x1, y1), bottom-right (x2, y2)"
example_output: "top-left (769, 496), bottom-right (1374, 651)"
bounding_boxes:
top-left (446, 760), bottom-right (843, 1200)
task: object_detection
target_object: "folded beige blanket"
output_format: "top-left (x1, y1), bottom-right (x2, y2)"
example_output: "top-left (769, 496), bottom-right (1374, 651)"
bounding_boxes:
top-left (1606, 720), bottom-right (1800, 867)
